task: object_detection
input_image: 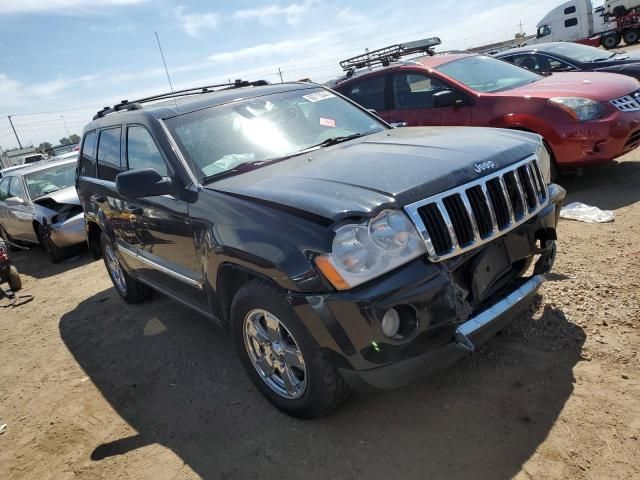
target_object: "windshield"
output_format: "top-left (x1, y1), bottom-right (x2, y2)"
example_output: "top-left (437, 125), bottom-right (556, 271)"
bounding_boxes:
top-left (436, 55), bottom-right (542, 93)
top-left (545, 42), bottom-right (618, 62)
top-left (165, 87), bottom-right (386, 181)
top-left (25, 163), bottom-right (76, 199)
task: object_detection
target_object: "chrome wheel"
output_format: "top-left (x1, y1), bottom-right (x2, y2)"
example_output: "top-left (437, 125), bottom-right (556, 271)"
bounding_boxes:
top-left (243, 309), bottom-right (307, 399)
top-left (104, 244), bottom-right (127, 296)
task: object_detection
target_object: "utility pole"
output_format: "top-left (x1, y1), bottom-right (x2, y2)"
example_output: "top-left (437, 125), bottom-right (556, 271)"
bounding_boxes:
top-left (7, 116), bottom-right (23, 149)
top-left (518, 21), bottom-right (524, 36)
top-left (278, 67), bottom-right (284, 83)
top-left (60, 115), bottom-right (71, 137)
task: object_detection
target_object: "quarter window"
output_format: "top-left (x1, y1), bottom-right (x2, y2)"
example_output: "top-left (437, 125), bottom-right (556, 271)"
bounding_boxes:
top-left (0, 178), bottom-right (10, 201)
top-left (343, 76), bottom-right (386, 111)
top-left (96, 127), bottom-right (122, 182)
top-left (80, 130), bottom-right (97, 178)
top-left (126, 126), bottom-right (168, 177)
top-left (8, 177), bottom-right (25, 200)
top-left (392, 73), bottom-right (450, 109)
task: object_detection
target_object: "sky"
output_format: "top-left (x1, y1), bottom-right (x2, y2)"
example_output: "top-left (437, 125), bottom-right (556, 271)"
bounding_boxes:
top-left (0, 0), bottom-right (563, 150)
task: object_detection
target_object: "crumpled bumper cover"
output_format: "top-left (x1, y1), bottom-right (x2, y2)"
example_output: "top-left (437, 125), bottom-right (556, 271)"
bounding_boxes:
top-left (49, 213), bottom-right (86, 248)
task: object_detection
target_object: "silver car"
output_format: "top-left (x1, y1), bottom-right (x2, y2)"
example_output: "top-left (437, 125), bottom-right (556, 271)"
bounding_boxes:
top-left (0, 158), bottom-right (85, 263)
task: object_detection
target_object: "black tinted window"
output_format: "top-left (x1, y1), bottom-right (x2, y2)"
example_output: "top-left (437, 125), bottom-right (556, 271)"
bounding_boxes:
top-left (565, 18), bottom-right (578, 27)
top-left (127, 126), bottom-right (168, 177)
top-left (564, 6), bottom-right (576, 14)
top-left (97, 127), bottom-right (122, 182)
top-left (393, 73), bottom-right (450, 109)
top-left (0, 178), bottom-right (10, 201)
top-left (344, 76), bottom-right (386, 111)
top-left (8, 177), bottom-right (25, 199)
top-left (80, 131), bottom-right (97, 177)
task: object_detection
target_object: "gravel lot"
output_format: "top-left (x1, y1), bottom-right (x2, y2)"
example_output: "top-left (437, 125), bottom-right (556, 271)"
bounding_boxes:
top-left (1, 153), bottom-right (639, 480)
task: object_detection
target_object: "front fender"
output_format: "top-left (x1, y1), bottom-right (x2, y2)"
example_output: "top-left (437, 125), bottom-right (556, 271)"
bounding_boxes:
top-left (489, 114), bottom-right (560, 158)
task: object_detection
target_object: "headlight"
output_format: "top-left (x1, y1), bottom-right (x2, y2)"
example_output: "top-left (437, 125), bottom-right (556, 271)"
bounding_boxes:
top-left (536, 142), bottom-right (551, 184)
top-left (548, 97), bottom-right (604, 121)
top-left (314, 210), bottom-right (427, 290)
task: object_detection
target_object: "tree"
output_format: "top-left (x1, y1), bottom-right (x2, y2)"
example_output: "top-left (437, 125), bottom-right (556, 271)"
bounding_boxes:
top-left (58, 134), bottom-right (80, 146)
top-left (38, 142), bottom-right (53, 153)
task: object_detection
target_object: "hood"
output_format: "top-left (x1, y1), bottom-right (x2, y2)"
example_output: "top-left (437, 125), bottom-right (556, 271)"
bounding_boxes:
top-left (505, 71), bottom-right (639, 101)
top-left (207, 127), bottom-right (541, 222)
top-left (33, 186), bottom-right (81, 210)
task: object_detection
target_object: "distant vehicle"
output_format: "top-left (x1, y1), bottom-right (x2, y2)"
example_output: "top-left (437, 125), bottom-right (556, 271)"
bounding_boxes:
top-left (331, 40), bottom-right (640, 175)
top-left (49, 151), bottom-right (79, 162)
top-left (23, 153), bottom-right (46, 164)
top-left (496, 42), bottom-right (640, 79)
top-left (530, 0), bottom-right (640, 49)
top-left (0, 159), bottom-right (85, 263)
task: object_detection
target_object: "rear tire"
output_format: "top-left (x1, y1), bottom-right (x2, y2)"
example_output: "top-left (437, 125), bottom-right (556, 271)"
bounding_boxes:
top-left (602, 33), bottom-right (621, 49)
top-left (623, 28), bottom-right (640, 45)
top-left (100, 233), bottom-right (151, 303)
top-left (231, 279), bottom-right (350, 418)
top-left (7, 266), bottom-right (22, 292)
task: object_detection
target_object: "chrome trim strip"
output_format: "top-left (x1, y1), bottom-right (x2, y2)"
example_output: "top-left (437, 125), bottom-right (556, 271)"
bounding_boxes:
top-left (118, 243), bottom-right (203, 290)
top-left (497, 176), bottom-right (515, 225)
top-left (404, 155), bottom-right (548, 262)
top-left (455, 275), bottom-right (544, 349)
top-left (459, 191), bottom-right (480, 241)
top-left (511, 169), bottom-right (527, 216)
top-left (436, 200), bottom-right (459, 251)
top-left (523, 163), bottom-right (538, 209)
top-left (479, 183), bottom-right (499, 232)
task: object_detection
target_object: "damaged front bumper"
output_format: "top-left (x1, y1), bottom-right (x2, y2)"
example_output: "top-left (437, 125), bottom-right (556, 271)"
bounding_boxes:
top-left (49, 212), bottom-right (86, 248)
top-left (291, 184), bottom-right (565, 391)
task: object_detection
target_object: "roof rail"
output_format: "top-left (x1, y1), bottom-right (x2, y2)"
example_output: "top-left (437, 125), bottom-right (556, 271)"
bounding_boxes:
top-left (339, 37), bottom-right (441, 75)
top-left (93, 79), bottom-right (270, 120)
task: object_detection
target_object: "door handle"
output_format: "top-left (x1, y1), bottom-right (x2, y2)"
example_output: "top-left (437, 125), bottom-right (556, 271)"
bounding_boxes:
top-left (390, 121), bottom-right (408, 128)
top-left (90, 194), bottom-right (105, 203)
top-left (125, 205), bottom-right (144, 216)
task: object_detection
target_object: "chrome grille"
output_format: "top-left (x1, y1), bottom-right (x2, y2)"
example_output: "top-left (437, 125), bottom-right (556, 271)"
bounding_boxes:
top-left (405, 156), bottom-right (548, 262)
top-left (610, 91), bottom-right (640, 112)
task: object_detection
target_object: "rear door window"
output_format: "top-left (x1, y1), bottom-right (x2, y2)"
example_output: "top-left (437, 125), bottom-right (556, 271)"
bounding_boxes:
top-left (80, 131), bottom-right (97, 178)
top-left (126, 126), bottom-right (169, 177)
top-left (96, 127), bottom-right (122, 182)
top-left (0, 177), bottom-right (11, 201)
top-left (343, 75), bottom-right (386, 111)
top-left (392, 73), bottom-right (450, 109)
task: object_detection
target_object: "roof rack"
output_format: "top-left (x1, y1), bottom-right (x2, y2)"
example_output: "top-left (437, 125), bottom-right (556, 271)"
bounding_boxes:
top-left (93, 79), bottom-right (270, 120)
top-left (339, 37), bottom-right (442, 75)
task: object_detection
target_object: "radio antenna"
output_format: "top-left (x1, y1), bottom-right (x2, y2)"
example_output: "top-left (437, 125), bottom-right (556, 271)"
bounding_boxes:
top-left (154, 31), bottom-right (179, 111)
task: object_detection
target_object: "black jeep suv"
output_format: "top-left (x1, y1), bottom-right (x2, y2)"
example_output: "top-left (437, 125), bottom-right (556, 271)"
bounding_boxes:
top-left (76, 80), bottom-right (565, 418)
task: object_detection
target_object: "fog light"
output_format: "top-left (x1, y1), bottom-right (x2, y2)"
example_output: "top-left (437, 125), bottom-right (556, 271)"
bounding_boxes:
top-left (381, 308), bottom-right (400, 338)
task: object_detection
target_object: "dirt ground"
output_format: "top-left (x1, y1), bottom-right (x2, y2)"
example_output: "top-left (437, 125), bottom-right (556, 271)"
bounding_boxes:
top-left (1, 154), bottom-right (639, 480)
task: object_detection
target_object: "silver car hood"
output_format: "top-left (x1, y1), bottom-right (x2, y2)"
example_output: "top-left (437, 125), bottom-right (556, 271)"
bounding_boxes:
top-left (34, 186), bottom-right (80, 206)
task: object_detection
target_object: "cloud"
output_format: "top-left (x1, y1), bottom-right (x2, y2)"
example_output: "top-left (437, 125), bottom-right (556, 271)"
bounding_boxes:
top-left (208, 36), bottom-right (326, 63)
top-left (0, 0), bottom-right (146, 15)
top-left (174, 6), bottom-right (219, 37)
top-left (234, 1), bottom-right (315, 25)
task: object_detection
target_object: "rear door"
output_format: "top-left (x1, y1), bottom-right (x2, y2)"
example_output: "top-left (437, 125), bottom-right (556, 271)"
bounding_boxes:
top-left (387, 71), bottom-right (473, 127)
top-left (122, 124), bottom-right (204, 305)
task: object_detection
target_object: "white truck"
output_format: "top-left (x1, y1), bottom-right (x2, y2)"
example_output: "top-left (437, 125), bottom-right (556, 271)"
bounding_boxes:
top-left (530, 0), bottom-right (640, 49)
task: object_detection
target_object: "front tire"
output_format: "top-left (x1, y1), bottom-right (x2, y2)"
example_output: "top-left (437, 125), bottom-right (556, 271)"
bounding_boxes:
top-left (602, 33), bottom-right (621, 49)
top-left (100, 233), bottom-right (151, 303)
top-left (231, 279), bottom-right (350, 418)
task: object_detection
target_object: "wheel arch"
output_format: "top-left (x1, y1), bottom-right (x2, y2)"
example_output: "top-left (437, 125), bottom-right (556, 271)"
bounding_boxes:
top-left (86, 220), bottom-right (103, 259)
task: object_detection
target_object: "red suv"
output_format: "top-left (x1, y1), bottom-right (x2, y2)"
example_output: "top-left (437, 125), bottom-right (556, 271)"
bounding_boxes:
top-left (332, 52), bottom-right (640, 175)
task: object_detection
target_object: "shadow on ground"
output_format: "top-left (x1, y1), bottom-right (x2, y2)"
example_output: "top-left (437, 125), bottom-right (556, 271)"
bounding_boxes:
top-left (560, 158), bottom-right (640, 210)
top-left (60, 288), bottom-right (585, 480)
top-left (9, 245), bottom-right (91, 279)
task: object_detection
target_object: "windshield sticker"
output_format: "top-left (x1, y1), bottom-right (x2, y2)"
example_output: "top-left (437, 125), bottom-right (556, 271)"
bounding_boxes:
top-left (303, 91), bottom-right (335, 102)
top-left (320, 117), bottom-right (336, 128)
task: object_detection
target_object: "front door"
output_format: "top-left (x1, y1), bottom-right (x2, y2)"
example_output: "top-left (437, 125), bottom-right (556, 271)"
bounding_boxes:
top-left (5, 176), bottom-right (35, 242)
top-left (387, 71), bottom-right (473, 127)
top-left (123, 125), bottom-right (205, 307)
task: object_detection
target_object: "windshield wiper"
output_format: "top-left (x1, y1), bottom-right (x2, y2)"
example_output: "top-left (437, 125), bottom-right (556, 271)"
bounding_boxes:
top-left (201, 160), bottom-right (270, 183)
top-left (308, 133), bottom-right (364, 149)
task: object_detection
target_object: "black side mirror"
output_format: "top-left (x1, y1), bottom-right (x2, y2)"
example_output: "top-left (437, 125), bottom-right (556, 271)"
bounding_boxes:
top-left (433, 90), bottom-right (463, 108)
top-left (116, 168), bottom-right (175, 199)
